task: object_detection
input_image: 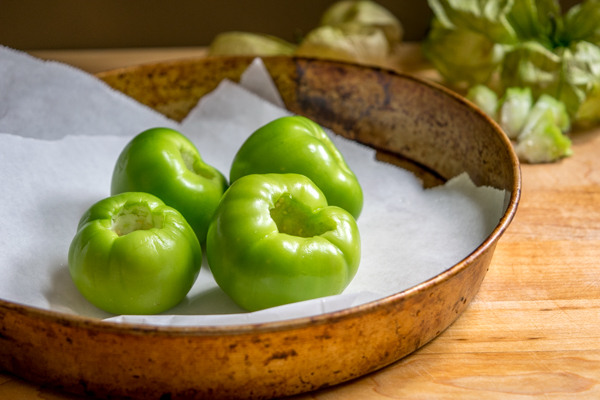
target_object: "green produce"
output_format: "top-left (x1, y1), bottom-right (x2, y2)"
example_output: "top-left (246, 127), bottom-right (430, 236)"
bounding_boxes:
top-left (427, 0), bottom-right (519, 45)
top-left (518, 93), bottom-right (570, 140)
top-left (426, 0), bottom-right (600, 123)
top-left (497, 87), bottom-right (533, 139)
top-left (423, 18), bottom-right (505, 86)
top-left (500, 40), bottom-right (600, 120)
top-left (506, 0), bottom-right (561, 45)
top-left (296, 22), bottom-right (389, 65)
top-left (466, 84), bottom-right (498, 118)
top-left (320, 0), bottom-right (403, 46)
top-left (515, 109), bottom-right (573, 163)
top-left (499, 41), bottom-right (562, 101)
top-left (208, 32), bottom-right (296, 56)
top-left (230, 116), bottom-right (363, 219)
top-left (467, 85), bottom-right (572, 163)
top-left (206, 173), bottom-right (361, 311)
top-left (561, 0), bottom-right (600, 45)
top-left (68, 192), bottom-right (202, 315)
top-left (206, 1), bottom-right (401, 66)
top-left (576, 81), bottom-right (600, 122)
top-left (111, 127), bottom-right (228, 243)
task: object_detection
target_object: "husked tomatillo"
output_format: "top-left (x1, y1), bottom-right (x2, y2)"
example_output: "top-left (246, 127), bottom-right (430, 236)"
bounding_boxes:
top-left (68, 192), bottom-right (202, 315)
top-left (207, 173), bottom-right (361, 311)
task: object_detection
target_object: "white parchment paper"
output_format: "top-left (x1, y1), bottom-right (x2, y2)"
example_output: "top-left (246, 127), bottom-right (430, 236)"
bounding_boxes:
top-left (0, 46), bottom-right (178, 139)
top-left (0, 48), bottom-right (505, 326)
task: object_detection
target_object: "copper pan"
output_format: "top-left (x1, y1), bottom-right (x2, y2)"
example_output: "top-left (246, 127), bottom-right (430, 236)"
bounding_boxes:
top-left (0, 56), bottom-right (520, 399)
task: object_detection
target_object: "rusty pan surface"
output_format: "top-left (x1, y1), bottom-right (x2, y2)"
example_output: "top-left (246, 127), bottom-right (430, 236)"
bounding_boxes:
top-left (0, 56), bottom-right (520, 400)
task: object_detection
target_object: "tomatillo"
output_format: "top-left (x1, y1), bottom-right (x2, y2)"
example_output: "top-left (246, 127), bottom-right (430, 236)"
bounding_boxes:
top-left (68, 192), bottom-right (202, 315)
top-left (111, 127), bottom-right (228, 243)
top-left (230, 116), bottom-right (364, 219)
top-left (206, 173), bottom-right (361, 311)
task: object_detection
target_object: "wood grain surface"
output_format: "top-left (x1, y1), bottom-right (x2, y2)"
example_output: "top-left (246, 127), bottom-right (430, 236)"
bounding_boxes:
top-left (2, 45), bottom-right (599, 399)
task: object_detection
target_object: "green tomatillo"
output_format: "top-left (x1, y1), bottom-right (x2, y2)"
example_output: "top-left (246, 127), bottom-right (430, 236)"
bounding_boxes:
top-left (230, 116), bottom-right (363, 219)
top-left (111, 127), bottom-right (228, 243)
top-left (68, 192), bottom-right (202, 315)
top-left (206, 173), bottom-right (361, 312)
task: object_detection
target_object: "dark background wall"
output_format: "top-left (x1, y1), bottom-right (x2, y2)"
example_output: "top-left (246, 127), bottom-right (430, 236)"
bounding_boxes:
top-left (0, 0), bottom-right (583, 50)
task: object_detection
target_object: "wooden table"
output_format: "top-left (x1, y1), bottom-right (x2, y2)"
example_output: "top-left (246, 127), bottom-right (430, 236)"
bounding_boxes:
top-left (2, 45), bottom-right (600, 399)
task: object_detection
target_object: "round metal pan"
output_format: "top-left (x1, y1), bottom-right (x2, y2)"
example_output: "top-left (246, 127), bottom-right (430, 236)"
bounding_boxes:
top-left (0, 56), bottom-right (520, 400)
